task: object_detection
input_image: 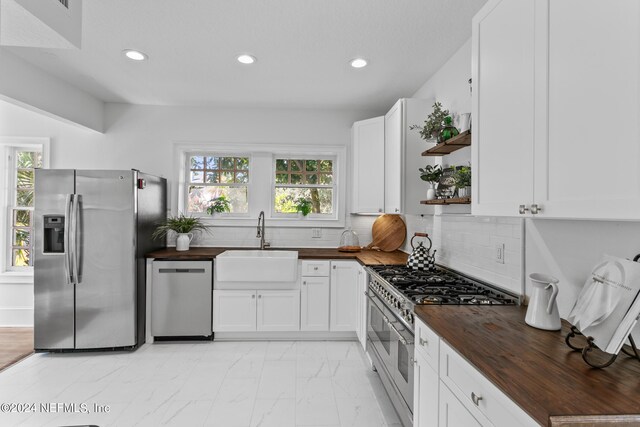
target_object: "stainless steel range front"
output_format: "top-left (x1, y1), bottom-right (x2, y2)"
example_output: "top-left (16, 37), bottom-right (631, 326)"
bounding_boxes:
top-left (365, 265), bottom-right (518, 427)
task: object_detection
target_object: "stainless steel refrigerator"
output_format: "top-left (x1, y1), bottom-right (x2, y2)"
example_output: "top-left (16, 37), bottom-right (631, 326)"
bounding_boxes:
top-left (34, 170), bottom-right (166, 351)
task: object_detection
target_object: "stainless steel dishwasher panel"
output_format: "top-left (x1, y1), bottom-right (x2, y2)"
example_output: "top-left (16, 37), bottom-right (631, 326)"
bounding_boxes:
top-left (151, 261), bottom-right (213, 337)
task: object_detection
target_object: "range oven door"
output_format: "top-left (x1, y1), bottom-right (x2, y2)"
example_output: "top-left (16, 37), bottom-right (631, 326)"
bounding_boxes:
top-left (367, 290), bottom-right (414, 413)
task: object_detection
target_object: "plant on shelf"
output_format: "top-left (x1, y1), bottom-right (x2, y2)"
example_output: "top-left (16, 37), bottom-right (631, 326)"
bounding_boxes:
top-left (152, 213), bottom-right (211, 251)
top-left (294, 198), bottom-right (313, 217)
top-left (419, 164), bottom-right (442, 201)
top-left (453, 166), bottom-right (472, 198)
top-left (206, 196), bottom-right (231, 215)
top-left (410, 101), bottom-right (450, 142)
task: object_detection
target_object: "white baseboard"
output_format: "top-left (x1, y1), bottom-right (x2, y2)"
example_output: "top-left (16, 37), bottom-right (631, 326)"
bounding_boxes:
top-left (0, 307), bottom-right (34, 326)
top-left (213, 331), bottom-right (357, 341)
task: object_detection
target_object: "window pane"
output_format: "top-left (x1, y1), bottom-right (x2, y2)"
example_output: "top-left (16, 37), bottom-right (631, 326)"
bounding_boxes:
top-left (291, 174), bottom-right (303, 184)
top-left (13, 210), bottom-right (31, 227)
top-left (190, 171), bottom-right (204, 183)
top-left (188, 186), bottom-right (248, 213)
top-left (220, 171), bottom-right (234, 183)
top-left (235, 171), bottom-right (249, 183)
top-left (276, 174), bottom-right (288, 184)
top-left (306, 174), bottom-right (318, 184)
top-left (274, 187), bottom-right (333, 214)
top-left (16, 152), bottom-right (40, 168)
top-left (236, 158), bottom-right (249, 170)
top-left (221, 157), bottom-right (234, 169)
top-left (12, 249), bottom-right (31, 267)
top-left (205, 172), bottom-right (219, 183)
top-left (16, 190), bottom-right (34, 207)
top-left (276, 159), bottom-right (288, 171)
top-left (17, 170), bottom-right (34, 188)
top-left (191, 156), bottom-right (204, 169)
top-left (305, 160), bottom-right (317, 171)
top-left (13, 229), bottom-right (30, 247)
top-left (291, 160), bottom-right (302, 171)
top-left (205, 157), bottom-right (218, 169)
top-left (319, 173), bottom-right (333, 185)
top-left (320, 160), bottom-right (332, 172)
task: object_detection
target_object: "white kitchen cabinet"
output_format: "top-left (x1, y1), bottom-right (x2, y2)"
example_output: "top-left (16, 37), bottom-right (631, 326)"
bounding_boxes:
top-left (256, 290), bottom-right (300, 331)
top-left (330, 260), bottom-right (358, 331)
top-left (213, 290), bottom-right (257, 332)
top-left (384, 98), bottom-right (433, 214)
top-left (439, 380), bottom-right (485, 427)
top-left (472, 0), bottom-right (640, 220)
top-left (300, 276), bottom-right (330, 331)
top-left (356, 265), bottom-right (368, 349)
top-left (352, 117), bottom-right (385, 214)
top-left (413, 349), bottom-right (440, 427)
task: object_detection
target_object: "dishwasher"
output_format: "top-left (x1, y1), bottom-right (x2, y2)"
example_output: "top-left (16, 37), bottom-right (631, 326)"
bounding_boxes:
top-left (151, 260), bottom-right (213, 338)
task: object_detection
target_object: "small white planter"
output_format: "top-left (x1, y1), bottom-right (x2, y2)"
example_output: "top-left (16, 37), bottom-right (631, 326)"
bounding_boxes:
top-left (176, 233), bottom-right (194, 251)
top-left (426, 183), bottom-right (436, 201)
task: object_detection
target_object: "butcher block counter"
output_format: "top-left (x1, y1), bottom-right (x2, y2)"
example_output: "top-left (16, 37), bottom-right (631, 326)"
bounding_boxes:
top-left (145, 247), bottom-right (408, 265)
top-left (414, 305), bottom-right (640, 426)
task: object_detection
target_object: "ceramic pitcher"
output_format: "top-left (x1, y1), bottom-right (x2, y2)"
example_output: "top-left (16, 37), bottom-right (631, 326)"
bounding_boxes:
top-left (176, 233), bottom-right (194, 251)
top-left (525, 273), bottom-right (561, 331)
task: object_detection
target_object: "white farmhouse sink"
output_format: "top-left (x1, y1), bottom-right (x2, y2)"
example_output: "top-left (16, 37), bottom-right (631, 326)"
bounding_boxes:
top-left (216, 250), bottom-right (298, 283)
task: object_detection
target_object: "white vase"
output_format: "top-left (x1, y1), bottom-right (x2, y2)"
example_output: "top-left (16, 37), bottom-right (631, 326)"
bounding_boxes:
top-left (426, 183), bottom-right (436, 201)
top-left (176, 233), bottom-right (194, 251)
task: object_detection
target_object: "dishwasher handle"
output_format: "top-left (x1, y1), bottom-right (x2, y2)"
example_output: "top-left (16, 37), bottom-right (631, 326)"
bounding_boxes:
top-left (158, 268), bottom-right (206, 273)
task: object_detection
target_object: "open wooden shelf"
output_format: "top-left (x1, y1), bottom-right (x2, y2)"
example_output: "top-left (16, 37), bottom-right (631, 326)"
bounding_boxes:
top-left (421, 130), bottom-right (471, 156)
top-left (420, 196), bottom-right (471, 205)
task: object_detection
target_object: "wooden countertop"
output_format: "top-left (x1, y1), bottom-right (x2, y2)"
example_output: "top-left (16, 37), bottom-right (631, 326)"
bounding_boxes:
top-left (414, 305), bottom-right (640, 426)
top-left (145, 247), bottom-right (408, 266)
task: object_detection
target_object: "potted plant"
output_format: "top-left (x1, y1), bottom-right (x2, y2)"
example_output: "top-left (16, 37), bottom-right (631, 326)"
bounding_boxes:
top-left (152, 213), bottom-right (210, 251)
top-left (294, 198), bottom-right (313, 218)
top-left (453, 166), bottom-right (472, 198)
top-left (410, 101), bottom-right (450, 142)
top-left (418, 164), bottom-right (442, 200)
top-left (206, 196), bottom-right (231, 216)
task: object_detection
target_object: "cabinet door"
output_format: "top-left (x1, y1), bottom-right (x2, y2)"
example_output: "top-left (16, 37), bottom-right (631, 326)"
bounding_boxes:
top-left (439, 382), bottom-right (486, 427)
top-left (533, 0), bottom-right (640, 220)
top-left (472, 0), bottom-right (536, 217)
top-left (330, 261), bottom-right (358, 331)
top-left (352, 117), bottom-right (385, 214)
top-left (257, 290), bottom-right (300, 332)
top-left (414, 354), bottom-right (439, 427)
top-left (300, 277), bottom-right (329, 331)
top-left (356, 266), bottom-right (368, 349)
top-left (213, 290), bottom-right (256, 332)
top-left (384, 100), bottom-right (404, 214)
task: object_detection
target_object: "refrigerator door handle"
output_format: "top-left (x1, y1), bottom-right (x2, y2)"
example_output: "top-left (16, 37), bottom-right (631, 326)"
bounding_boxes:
top-left (64, 194), bottom-right (74, 284)
top-left (71, 194), bottom-right (82, 284)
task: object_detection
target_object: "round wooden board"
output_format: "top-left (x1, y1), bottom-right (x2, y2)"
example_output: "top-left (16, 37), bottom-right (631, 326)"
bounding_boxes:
top-left (367, 214), bottom-right (406, 252)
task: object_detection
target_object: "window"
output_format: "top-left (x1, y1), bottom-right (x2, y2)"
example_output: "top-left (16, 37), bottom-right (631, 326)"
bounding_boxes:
top-left (185, 154), bottom-right (250, 214)
top-left (274, 158), bottom-right (335, 215)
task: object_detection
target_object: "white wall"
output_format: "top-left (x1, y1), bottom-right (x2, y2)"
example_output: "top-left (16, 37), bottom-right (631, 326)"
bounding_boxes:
top-left (0, 99), bottom-right (381, 325)
top-left (404, 39), bottom-right (523, 294)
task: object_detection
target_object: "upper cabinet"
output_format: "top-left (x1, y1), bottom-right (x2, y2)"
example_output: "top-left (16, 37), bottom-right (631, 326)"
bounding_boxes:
top-left (352, 117), bottom-right (385, 214)
top-left (473, 0), bottom-right (640, 220)
top-left (385, 98), bottom-right (433, 215)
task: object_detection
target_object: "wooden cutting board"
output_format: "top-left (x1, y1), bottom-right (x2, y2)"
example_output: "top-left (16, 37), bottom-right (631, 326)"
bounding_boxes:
top-left (366, 214), bottom-right (406, 252)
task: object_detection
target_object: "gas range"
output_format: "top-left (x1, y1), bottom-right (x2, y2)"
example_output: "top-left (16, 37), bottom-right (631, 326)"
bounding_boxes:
top-left (366, 264), bottom-right (519, 333)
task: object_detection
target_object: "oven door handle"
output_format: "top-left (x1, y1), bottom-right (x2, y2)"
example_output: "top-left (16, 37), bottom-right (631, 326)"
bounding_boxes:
top-left (367, 291), bottom-right (415, 346)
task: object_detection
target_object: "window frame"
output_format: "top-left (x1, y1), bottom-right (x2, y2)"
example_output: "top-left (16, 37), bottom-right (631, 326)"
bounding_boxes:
top-left (183, 151), bottom-right (252, 218)
top-left (271, 155), bottom-right (337, 219)
top-left (0, 137), bottom-right (50, 280)
top-left (174, 142), bottom-right (346, 228)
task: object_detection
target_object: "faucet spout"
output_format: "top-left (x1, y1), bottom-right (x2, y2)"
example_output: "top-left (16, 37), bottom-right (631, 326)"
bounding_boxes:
top-left (257, 211), bottom-right (269, 249)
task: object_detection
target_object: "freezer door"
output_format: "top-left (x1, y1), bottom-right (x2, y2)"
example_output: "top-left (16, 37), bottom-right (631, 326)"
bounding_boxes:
top-left (34, 169), bottom-right (76, 350)
top-left (74, 170), bottom-right (137, 349)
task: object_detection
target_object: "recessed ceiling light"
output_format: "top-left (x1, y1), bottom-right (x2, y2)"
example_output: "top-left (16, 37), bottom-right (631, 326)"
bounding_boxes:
top-left (123, 49), bottom-right (148, 61)
top-left (237, 54), bottom-right (256, 65)
top-left (350, 58), bottom-right (368, 68)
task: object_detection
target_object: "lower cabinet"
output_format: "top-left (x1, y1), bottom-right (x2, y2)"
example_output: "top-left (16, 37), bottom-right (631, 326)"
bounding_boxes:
top-left (330, 261), bottom-right (359, 331)
top-left (439, 381), bottom-right (484, 427)
top-left (413, 351), bottom-right (439, 427)
top-left (213, 290), bottom-right (300, 332)
top-left (356, 265), bottom-right (368, 349)
top-left (300, 276), bottom-right (330, 331)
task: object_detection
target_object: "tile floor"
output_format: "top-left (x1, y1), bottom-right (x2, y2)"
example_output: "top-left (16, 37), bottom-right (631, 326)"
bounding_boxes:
top-left (0, 340), bottom-right (402, 427)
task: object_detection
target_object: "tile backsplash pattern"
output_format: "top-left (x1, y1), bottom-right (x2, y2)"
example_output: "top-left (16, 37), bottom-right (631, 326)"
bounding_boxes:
top-left (404, 214), bottom-right (523, 295)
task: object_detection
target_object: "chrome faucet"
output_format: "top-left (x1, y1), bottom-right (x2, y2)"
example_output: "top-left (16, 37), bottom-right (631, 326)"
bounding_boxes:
top-left (256, 211), bottom-right (270, 249)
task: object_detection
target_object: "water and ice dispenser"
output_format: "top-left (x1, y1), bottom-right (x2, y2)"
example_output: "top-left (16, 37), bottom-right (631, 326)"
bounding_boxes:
top-left (43, 215), bottom-right (65, 253)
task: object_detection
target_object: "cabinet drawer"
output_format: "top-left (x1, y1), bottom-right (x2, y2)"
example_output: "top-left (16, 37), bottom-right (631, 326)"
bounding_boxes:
top-left (300, 260), bottom-right (330, 277)
top-left (415, 317), bottom-right (440, 373)
top-left (440, 341), bottom-right (538, 427)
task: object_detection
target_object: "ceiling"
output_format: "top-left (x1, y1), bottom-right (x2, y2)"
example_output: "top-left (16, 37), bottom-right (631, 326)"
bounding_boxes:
top-left (3, 0), bottom-right (487, 110)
